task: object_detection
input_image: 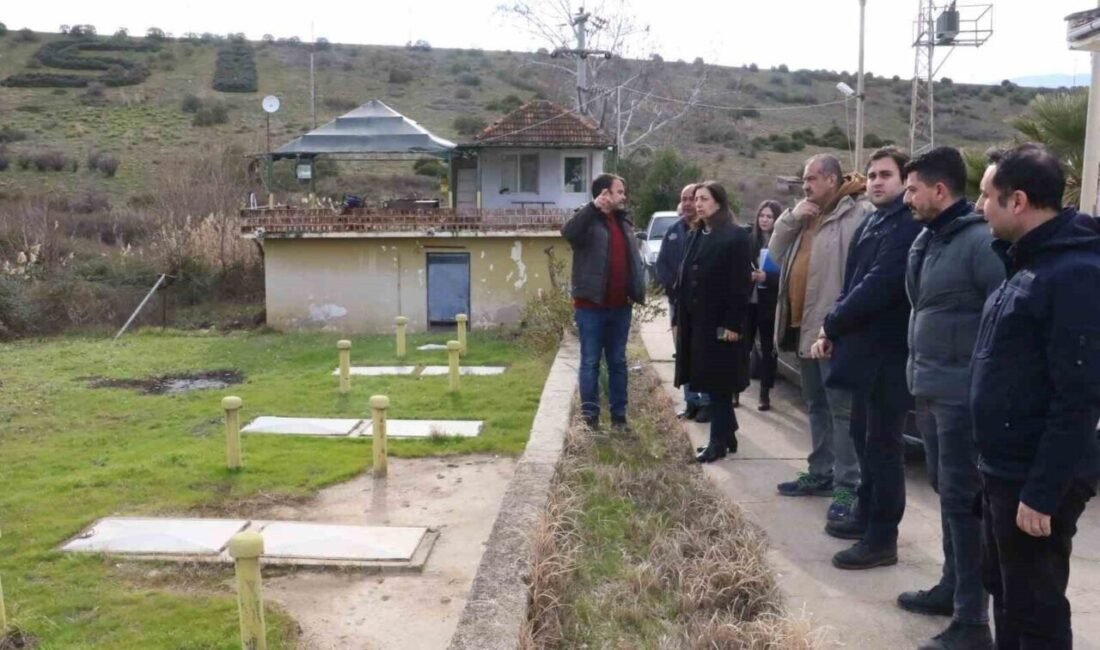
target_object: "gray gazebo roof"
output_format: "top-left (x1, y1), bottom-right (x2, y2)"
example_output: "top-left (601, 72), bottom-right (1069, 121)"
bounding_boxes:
top-left (273, 100), bottom-right (456, 159)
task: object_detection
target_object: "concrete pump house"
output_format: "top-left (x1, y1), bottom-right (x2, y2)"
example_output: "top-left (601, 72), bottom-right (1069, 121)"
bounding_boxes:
top-left (244, 100), bottom-right (612, 333)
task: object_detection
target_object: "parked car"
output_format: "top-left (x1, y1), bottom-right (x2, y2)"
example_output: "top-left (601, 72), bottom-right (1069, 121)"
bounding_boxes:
top-left (635, 211), bottom-right (680, 285)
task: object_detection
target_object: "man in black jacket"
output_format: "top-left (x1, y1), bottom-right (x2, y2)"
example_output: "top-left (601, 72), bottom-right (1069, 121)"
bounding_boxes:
top-left (561, 174), bottom-right (646, 431)
top-left (970, 144), bottom-right (1100, 648)
top-left (656, 183), bottom-right (711, 422)
top-left (897, 147), bottom-right (1003, 650)
top-left (813, 146), bottom-right (922, 569)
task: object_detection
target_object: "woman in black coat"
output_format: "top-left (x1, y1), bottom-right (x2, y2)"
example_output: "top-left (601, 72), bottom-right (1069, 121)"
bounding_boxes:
top-left (674, 181), bottom-right (754, 463)
top-left (745, 200), bottom-right (782, 411)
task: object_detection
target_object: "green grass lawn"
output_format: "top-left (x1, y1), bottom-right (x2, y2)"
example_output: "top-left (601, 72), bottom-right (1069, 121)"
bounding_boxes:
top-left (0, 327), bottom-right (554, 649)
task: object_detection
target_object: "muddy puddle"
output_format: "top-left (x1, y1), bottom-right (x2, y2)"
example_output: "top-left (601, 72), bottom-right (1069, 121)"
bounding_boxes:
top-left (85, 369), bottom-right (245, 395)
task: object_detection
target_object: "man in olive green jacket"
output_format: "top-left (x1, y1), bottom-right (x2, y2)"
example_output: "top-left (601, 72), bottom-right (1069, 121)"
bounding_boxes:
top-left (770, 153), bottom-right (873, 524)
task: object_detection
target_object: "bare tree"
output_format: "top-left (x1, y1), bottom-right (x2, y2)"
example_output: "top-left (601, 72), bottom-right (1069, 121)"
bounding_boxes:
top-left (498, 0), bottom-right (704, 157)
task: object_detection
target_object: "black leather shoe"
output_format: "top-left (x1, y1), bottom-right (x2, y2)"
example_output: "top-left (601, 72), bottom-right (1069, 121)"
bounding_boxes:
top-left (694, 405), bottom-right (711, 423)
top-left (917, 621), bottom-right (993, 650)
top-left (611, 416), bottom-right (631, 434)
top-left (832, 541), bottom-right (897, 570)
top-left (824, 518), bottom-right (866, 540)
top-left (898, 584), bottom-right (954, 617)
top-left (758, 389), bottom-right (771, 411)
top-left (732, 393), bottom-right (741, 408)
top-left (694, 445), bottom-right (727, 463)
top-left (729, 429), bottom-right (738, 454)
top-left (677, 403), bottom-right (699, 420)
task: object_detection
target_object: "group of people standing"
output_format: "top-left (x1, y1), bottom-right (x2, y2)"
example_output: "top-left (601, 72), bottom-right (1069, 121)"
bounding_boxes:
top-left (561, 141), bottom-right (1100, 649)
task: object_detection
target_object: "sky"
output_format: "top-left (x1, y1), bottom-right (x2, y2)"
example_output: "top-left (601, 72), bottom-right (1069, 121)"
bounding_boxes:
top-left (2, 0), bottom-right (1094, 85)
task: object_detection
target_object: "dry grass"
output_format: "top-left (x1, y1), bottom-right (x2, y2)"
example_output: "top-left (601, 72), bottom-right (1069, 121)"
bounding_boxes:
top-left (521, 356), bottom-right (831, 649)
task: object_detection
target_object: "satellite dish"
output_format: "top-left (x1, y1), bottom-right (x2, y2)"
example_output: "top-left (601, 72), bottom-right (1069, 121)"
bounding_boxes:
top-left (262, 95), bottom-right (281, 113)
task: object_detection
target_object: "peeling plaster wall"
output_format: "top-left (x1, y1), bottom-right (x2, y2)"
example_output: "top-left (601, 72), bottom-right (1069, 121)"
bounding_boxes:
top-left (264, 237), bottom-right (573, 333)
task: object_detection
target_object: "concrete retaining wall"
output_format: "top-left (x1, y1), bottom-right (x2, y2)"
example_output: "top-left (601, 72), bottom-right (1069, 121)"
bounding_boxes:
top-left (447, 334), bottom-right (578, 650)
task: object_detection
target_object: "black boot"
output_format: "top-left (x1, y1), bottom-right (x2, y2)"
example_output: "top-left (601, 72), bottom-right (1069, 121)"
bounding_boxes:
top-left (694, 405), bottom-right (711, 423)
top-left (758, 387), bottom-right (771, 411)
top-left (694, 444), bottom-right (727, 463)
top-left (917, 621), bottom-right (993, 650)
top-left (732, 393), bottom-right (741, 408)
top-left (728, 429), bottom-right (738, 454)
top-left (677, 403), bottom-right (699, 420)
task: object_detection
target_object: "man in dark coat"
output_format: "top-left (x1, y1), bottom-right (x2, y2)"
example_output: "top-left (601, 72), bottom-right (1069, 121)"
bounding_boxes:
top-left (561, 173), bottom-right (646, 431)
top-left (656, 183), bottom-right (711, 422)
top-left (970, 144), bottom-right (1100, 648)
top-left (896, 147), bottom-right (1003, 650)
top-left (813, 146), bottom-right (922, 569)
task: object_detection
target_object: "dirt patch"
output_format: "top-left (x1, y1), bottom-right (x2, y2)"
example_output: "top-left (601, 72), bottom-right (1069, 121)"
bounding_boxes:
top-left (260, 454), bottom-right (517, 650)
top-left (0, 630), bottom-right (39, 650)
top-left (85, 369), bottom-right (245, 395)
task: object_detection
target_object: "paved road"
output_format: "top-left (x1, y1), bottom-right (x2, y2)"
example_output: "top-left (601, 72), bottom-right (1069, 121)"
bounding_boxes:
top-left (639, 314), bottom-right (1100, 649)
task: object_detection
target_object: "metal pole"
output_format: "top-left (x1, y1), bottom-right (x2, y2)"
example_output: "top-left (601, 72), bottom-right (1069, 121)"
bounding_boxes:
top-left (310, 51), bottom-right (316, 129)
top-left (926, 6), bottom-right (936, 150)
top-left (265, 113), bottom-right (271, 156)
top-left (114, 273), bottom-right (167, 340)
top-left (855, 0), bottom-right (867, 173)
top-left (1081, 50), bottom-right (1100, 214)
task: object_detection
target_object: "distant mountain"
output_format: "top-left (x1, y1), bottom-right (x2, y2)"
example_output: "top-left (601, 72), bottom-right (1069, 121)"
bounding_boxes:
top-left (1009, 74), bottom-right (1089, 88)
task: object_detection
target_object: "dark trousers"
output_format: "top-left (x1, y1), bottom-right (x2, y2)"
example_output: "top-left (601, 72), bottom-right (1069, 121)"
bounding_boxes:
top-left (850, 357), bottom-right (910, 548)
top-left (744, 301), bottom-right (777, 389)
top-left (575, 306), bottom-right (632, 420)
top-left (708, 391), bottom-right (739, 449)
top-left (981, 474), bottom-right (1094, 649)
top-left (917, 398), bottom-right (988, 625)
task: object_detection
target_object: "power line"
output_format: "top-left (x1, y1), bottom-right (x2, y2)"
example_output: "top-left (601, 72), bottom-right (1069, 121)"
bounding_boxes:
top-left (618, 85), bottom-right (852, 112)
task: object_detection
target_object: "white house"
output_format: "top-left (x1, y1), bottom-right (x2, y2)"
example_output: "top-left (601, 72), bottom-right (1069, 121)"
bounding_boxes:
top-left (451, 100), bottom-right (613, 212)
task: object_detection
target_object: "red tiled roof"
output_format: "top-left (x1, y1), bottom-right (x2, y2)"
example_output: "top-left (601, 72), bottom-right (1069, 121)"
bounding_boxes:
top-left (473, 100), bottom-right (613, 148)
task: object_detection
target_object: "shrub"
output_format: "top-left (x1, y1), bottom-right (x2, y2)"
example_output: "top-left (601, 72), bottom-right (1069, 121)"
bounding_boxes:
top-left (777, 63), bottom-right (789, 73)
top-left (863, 133), bottom-right (893, 148)
top-left (792, 70), bottom-right (814, 86)
top-left (0, 23), bottom-right (7, 37)
top-left (32, 151), bottom-right (69, 172)
top-left (69, 191), bottom-right (110, 213)
top-left (457, 73), bottom-right (481, 87)
top-left (323, 96), bottom-right (358, 111)
top-left (485, 94), bottom-right (523, 113)
top-left (730, 107), bottom-right (760, 120)
top-left (15, 28), bottom-right (37, 42)
top-left (193, 103), bottom-right (229, 126)
top-left (181, 93), bottom-right (202, 113)
top-left (388, 68), bottom-right (414, 84)
top-left (413, 157), bottom-right (446, 178)
top-left (0, 126), bottom-right (27, 144)
top-left (453, 115), bottom-right (487, 136)
top-left (454, 87), bottom-right (472, 100)
top-left (314, 37), bottom-right (331, 51)
top-left (449, 61), bottom-right (472, 75)
top-left (0, 153), bottom-right (9, 171)
top-left (747, 63), bottom-right (758, 72)
top-left (212, 41), bottom-right (257, 92)
top-left (817, 124), bottom-right (850, 149)
top-left (88, 151), bottom-right (119, 176)
top-left (79, 81), bottom-right (106, 105)
top-left (16, 153), bottom-right (32, 170)
top-left (51, 88), bottom-right (67, 95)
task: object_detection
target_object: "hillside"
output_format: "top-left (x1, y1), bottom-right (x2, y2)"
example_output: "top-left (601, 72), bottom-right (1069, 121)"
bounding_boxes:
top-left (0, 29), bottom-right (1053, 212)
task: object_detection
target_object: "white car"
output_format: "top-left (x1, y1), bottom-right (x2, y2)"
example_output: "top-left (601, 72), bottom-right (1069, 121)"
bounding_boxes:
top-left (636, 211), bottom-right (680, 284)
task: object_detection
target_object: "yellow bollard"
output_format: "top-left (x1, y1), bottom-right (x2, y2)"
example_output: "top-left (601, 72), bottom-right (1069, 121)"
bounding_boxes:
top-left (447, 340), bottom-right (462, 393)
top-left (370, 395), bottom-right (390, 478)
top-left (0, 527), bottom-right (6, 634)
top-left (337, 340), bottom-right (352, 394)
top-left (395, 316), bottom-right (408, 360)
top-left (228, 532), bottom-right (267, 650)
top-left (223, 396), bottom-right (243, 470)
top-left (456, 314), bottom-right (468, 356)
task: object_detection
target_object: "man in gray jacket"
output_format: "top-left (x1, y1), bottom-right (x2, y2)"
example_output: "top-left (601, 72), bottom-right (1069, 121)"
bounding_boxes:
top-left (898, 147), bottom-right (1003, 650)
top-left (770, 153), bottom-right (872, 523)
top-left (561, 174), bottom-right (647, 432)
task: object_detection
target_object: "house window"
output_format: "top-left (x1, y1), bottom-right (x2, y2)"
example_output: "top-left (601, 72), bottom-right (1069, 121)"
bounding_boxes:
top-left (500, 153), bottom-right (539, 193)
top-left (563, 156), bottom-right (587, 193)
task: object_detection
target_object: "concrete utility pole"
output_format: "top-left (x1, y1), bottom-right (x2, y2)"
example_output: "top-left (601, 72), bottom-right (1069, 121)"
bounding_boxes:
top-left (1069, 4), bottom-right (1100, 214)
top-left (574, 7), bottom-right (589, 112)
top-left (855, 0), bottom-right (867, 172)
top-left (550, 6), bottom-right (613, 116)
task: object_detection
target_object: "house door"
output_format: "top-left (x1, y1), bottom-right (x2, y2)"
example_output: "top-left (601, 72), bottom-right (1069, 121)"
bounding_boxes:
top-left (427, 252), bottom-right (471, 325)
top-left (456, 168), bottom-right (477, 209)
